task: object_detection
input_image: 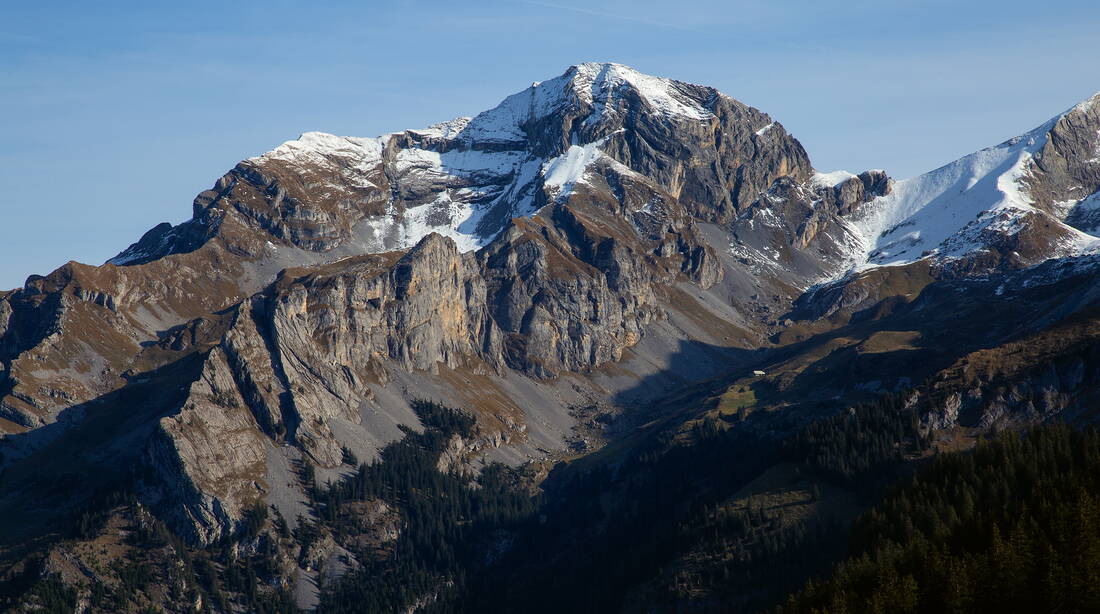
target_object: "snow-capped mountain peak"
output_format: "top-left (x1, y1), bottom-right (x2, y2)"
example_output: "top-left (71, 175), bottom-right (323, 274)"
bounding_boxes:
top-left (837, 92), bottom-right (1100, 273)
top-left (127, 62), bottom-right (779, 266)
top-left (567, 62), bottom-right (714, 120)
top-left (459, 62), bottom-right (715, 145)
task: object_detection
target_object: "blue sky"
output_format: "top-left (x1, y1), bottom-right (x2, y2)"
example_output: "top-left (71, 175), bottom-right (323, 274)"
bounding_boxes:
top-left (2, 0), bottom-right (1099, 288)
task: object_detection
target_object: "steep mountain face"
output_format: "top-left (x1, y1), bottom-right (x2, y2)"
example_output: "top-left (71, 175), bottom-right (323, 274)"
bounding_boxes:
top-left (4, 63), bottom-right (1100, 612)
top-left (0, 63), bottom-right (825, 547)
top-left (1, 64), bottom-right (816, 429)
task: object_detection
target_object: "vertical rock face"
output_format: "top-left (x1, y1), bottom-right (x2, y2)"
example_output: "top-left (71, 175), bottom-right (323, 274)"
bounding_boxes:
top-left (220, 304), bottom-right (289, 440)
top-left (144, 347), bottom-right (268, 544)
top-left (1019, 93), bottom-right (1100, 242)
top-left (133, 215), bottom-right (704, 540)
top-left (264, 238), bottom-right (495, 465)
top-left (480, 217), bottom-right (655, 377)
top-left (1026, 93), bottom-right (1100, 217)
top-left (831, 170), bottom-right (892, 216)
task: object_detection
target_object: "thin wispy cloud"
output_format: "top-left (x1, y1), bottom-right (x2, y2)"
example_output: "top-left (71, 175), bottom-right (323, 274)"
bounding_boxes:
top-left (518, 0), bottom-right (691, 30)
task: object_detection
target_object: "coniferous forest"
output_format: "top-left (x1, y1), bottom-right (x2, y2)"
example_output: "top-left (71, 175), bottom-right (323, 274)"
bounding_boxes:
top-left (780, 424), bottom-right (1100, 614)
top-left (12, 397), bottom-right (1100, 613)
top-left (314, 401), bottom-right (537, 613)
top-left (317, 400), bottom-right (1100, 613)
top-left (317, 394), bottom-right (932, 613)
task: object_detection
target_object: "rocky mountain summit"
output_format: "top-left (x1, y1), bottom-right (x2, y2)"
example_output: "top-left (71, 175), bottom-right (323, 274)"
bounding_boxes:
top-left (3, 63), bottom-right (1100, 612)
top-left (0, 62), bottom-right (829, 544)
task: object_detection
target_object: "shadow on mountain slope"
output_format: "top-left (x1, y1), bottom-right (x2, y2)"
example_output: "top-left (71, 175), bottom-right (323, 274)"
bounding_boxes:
top-left (0, 353), bottom-right (205, 562)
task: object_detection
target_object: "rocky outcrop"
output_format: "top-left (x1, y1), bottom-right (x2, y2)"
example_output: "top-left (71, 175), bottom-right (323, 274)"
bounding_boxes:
top-left (726, 168), bottom-right (894, 292)
top-left (592, 83), bottom-right (813, 224)
top-left (921, 356), bottom-right (1095, 432)
top-left (1025, 93), bottom-right (1100, 217)
top-left (829, 170), bottom-right (892, 215)
top-left (263, 239), bottom-right (493, 465)
top-left (919, 310), bottom-right (1100, 431)
top-left (481, 219), bottom-right (653, 377)
top-left (0, 235), bottom-right (273, 428)
top-left (143, 347), bottom-right (268, 544)
top-left (135, 202), bottom-right (719, 539)
top-left (220, 303), bottom-right (290, 440)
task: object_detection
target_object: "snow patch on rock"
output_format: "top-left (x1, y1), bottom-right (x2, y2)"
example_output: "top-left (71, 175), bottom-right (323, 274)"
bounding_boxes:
top-left (569, 62), bottom-right (713, 121)
top-left (811, 170), bottom-right (857, 189)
